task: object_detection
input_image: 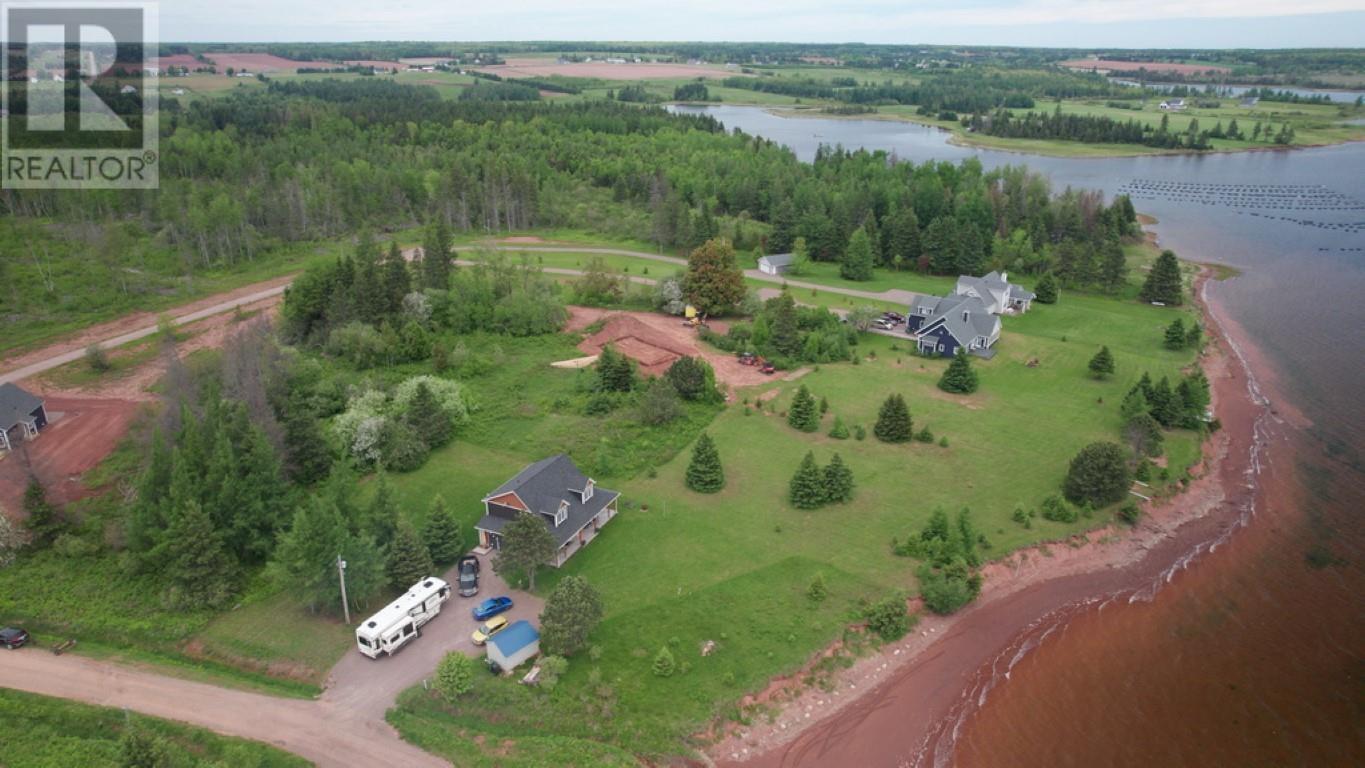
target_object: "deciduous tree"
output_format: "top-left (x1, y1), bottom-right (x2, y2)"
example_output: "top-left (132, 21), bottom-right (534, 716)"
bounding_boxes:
top-left (684, 238), bottom-right (746, 315)
top-left (1063, 442), bottom-right (1133, 507)
top-left (494, 511), bottom-right (556, 591)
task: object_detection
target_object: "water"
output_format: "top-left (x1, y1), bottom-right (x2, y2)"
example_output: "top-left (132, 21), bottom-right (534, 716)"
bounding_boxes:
top-left (1108, 78), bottom-right (1365, 104)
top-left (677, 105), bottom-right (1365, 766)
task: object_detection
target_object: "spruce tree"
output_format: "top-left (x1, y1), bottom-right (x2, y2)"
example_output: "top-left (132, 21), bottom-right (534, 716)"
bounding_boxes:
top-left (595, 345), bottom-right (635, 393)
top-left (823, 453), bottom-right (854, 503)
top-left (685, 433), bottom-right (725, 493)
top-left (1034, 273), bottom-right (1059, 304)
top-left (652, 645), bottom-right (676, 677)
top-left (164, 499), bottom-right (237, 610)
top-left (366, 473), bottom-right (400, 548)
top-left (423, 495), bottom-right (464, 566)
top-left (828, 416), bottom-right (850, 439)
top-left (1088, 346), bottom-right (1115, 379)
top-left (1164, 318), bottom-right (1187, 350)
top-left (789, 451), bottom-right (827, 509)
top-left (1185, 322), bottom-right (1203, 349)
top-left (1140, 249), bottom-right (1184, 305)
top-left (840, 228), bottom-right (875, 281)
top-left (420, 219), bottom-right (454, 290)
top-left (1120, 387), bottom-right (1151, 421)
top-left (405, 382), bottom-right (454, 448)
top-left (1131, 371), bottom-right (1155, 403)
top-left (386, 521), bottom-right (434, 589)
top-left (938, 351), bottom-right (980, 394)
top-left (874, 394), bottom-right (913, 443)
top-left (769, 289), bottom-right (800, 357)
top-left (382, 241), bottom-right (411, 316)
top-left (787, 385), bottom-right (820, 432)
top-left (1149, 376), bottom-right (1181, 427)
top-left (21, 476), bottom-right (62, 547)
top-left (539, 575), bottom-right (605, 657)
top-left (283, 409), bottom-right (332, 485)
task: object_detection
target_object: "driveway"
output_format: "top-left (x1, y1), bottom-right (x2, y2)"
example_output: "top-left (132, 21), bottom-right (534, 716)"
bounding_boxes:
top-left (322, 552), bottom-right (544, 722)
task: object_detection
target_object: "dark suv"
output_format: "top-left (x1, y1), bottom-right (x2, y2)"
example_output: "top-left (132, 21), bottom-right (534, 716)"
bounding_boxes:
top-left (457, 555), bottom-right (480, 597)
top-left (1, 627), bottom-right (30, 650)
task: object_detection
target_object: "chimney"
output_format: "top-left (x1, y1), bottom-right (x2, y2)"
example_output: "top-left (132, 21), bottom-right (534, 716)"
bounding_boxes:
top-left (962, 310), bottom-right (969, 322)
top-left (1000, 271), bottom-right (1008, 283)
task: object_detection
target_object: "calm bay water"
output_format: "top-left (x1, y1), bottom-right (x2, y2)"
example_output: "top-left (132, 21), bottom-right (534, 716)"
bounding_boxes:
top-left (674, 105), bottom-right (1365, 766)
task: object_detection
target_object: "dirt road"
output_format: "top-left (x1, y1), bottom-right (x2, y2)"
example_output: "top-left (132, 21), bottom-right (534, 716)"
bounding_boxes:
top-left (0, 554), bottom-right (542, 766)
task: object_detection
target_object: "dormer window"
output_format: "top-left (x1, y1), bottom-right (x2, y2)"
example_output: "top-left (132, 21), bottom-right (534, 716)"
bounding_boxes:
top-left (583, 479), bottom-right (594, 502)
top-left (554, 500), bottom-right (568, 526)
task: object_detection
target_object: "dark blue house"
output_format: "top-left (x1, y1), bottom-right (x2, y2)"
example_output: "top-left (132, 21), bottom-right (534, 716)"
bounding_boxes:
top-left (0, 383), bottom-right (47, 452)
top-left (905, 293), bottom-right (1001, 358)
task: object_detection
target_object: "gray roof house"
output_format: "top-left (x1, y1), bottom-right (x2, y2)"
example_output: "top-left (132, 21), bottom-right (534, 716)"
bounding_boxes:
top-left (757, 253), bottom-right (795, 276)
top-left (954, 271), bottom-right (1035, 315)
top-left (905, 294), bottom-right (1001, 358)
top-left (0, 383), bottom-right (48, 451)
top-left (475, 454), bottom-right (620, 568)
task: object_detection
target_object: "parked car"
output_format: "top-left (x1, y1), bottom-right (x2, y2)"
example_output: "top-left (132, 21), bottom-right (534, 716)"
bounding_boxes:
top-left (471, 615), bottom-right (509, 645)
top-left (472, 596), bottom-right (514, 621)
top-left (457, 555), bottom-right (480, 597)
top-left (1, 627), bottom-right (30, 650)
top-left (760, 362), bottom-right (776, 375)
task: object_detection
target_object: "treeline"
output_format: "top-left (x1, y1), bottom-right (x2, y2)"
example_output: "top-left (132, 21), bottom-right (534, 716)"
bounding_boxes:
top-left (972, 108), bottom-right (1296, 150)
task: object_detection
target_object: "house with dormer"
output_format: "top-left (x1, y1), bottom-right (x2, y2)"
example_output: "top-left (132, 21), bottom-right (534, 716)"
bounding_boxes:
top-left (475, 454), bottom-right (620, 567)
top-left (954, 271), bottom-right (1035, 315)
top-left (905, 293), bottom-right (1001, 358)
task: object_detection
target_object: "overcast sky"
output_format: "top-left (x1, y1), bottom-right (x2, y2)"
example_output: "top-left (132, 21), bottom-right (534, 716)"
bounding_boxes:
top-left (159, 1), bottom-right (1365, 47)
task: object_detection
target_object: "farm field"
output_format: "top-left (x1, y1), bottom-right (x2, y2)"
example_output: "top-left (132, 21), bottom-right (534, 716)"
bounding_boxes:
top-left (0, 688), bottom-right (308, 768)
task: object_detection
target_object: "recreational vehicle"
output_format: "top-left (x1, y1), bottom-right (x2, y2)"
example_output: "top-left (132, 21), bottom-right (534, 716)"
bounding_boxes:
top-left (355, 576), bottom-right (451, 658)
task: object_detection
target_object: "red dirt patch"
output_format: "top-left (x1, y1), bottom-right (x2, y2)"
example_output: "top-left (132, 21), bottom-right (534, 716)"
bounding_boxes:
top-left (567, 307), bottom-right (769, 389)
top-left (478, 58), bottom-right (727, 82)
top-left (203, 53), bottom-right (334, 73)
top-left (150, 54), bottom-right (202, 69)
top-left (499, 236), bottom-right (548, 244)
top-left (0, 396), bottom-right (142, 515)
top-left (1060, 59), bottom-right (1231, 76)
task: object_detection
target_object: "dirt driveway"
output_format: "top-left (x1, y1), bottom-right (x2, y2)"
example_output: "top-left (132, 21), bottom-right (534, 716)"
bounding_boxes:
top-left (0, 396), bottom-right (142, 514)
top-left (323, 552), bottom-right (544, 722)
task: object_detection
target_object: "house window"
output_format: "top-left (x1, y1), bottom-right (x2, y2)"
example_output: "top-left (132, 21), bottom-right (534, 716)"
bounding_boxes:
top-left (583, 480), bottom-right (594, 502)
top-left (555, 500), bottom-right (568, 526)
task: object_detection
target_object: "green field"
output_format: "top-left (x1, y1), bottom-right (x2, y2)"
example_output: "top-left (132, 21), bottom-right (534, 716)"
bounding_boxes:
top-left (0, 688), bottom-right (307, 768)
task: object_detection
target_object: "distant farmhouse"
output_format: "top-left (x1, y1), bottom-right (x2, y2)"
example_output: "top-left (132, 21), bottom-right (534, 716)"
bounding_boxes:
top-left (905, 271), bottom-right (1035, 358)
top-left (757, 253), bottom-right (795, 276)
top-left (475, 454), bottom-right (620, 567)
top-left (1158, 98), bottom-right (1187, 112)
top-left (0, 383), bottom-right (48, 451)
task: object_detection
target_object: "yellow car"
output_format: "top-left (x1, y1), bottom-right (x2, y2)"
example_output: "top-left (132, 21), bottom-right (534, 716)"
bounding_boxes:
top-left (471, 615), bottom-right (509, 646)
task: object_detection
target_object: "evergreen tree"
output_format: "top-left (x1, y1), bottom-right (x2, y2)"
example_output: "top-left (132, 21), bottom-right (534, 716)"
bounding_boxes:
top-left (652, 645), bottom-right (676, 677)
top-left (493, 511), bottom-right (555, 591)
top-left (404, 381), bottom-right (454, 448)
top-left (420, 219), bottom-right (454, 290)
top-left (386, 521), bottom-right (434, 589)
top-left (685, 433), bottom-right (725, 493)
top-left (874, 394), bottom-right (913, 443)
top-left (594, 345), bottom-right (636, 393)
top-left (365, 473), bottom-right (400, 548)
top-left (1149, 376), bottom-right (1181, 427)
top-left (539, 575), bottom-right (605, 657)
top-left (1131, 371), bottom-right (1155, 403)
top-left (423, 495), bottom-right (464, 566)
top-left (768, 289), bottom-right (801, 357)
top-left (283, 408), bottom-right (332, 485)
top-left (21, 476), bottom-right (62, 546)
top-left (1098, 238), bottom-right (1127, 292)
top-left (789, 451), bottom-right (827, 509)
top-left (1140, 249), bottom-right (1184, 305)
top-left (163, 499), bottom-right (237, 610)
top-left (1034, 272), bottom-right (1059, 304)
top-left (684, 237), bottom-right (746, 315)
top-left (922, 216), bottom-right (961, 274)
top-left (768, 199), bottom-right (798, 255)
top-left (1164, 317), bottom-right (1187, 350)
top-left (884, 206), bottom-right (921, 270)
top-left (382, 241), bottom-right (411, 315)
top-left (1088, 346), bottom-right (1115, 379)
top-left (828, 416), bottom-right (850, 439)
top-left (1063, 442), bottom-right (1134, 507)
top-left (823, 453), bottom-right (854, 503)
top-left (1180, 370), bottom-right (1212, 415)
top-left (665, 356), bottom-right (718, 402)
top-left (807, 572), bottom-right (828, 602)
top-left (1186, 322), bottom-right (1203, 348)
top-left (1120, 387), bottom-right (1151, 421)
top-left (840, 227), bottom-right (875, 281)
top-left (787, 384), bottom-right (820, 432)
top-left (938, 351), bottom-right (980, 394)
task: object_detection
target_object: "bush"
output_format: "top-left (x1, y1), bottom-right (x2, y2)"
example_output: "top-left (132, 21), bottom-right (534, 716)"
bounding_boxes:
top-left (938, 436), bottom-right (949, 448)
top-left (917, 562), bottom-right (981, 615)
top-left (537, 655), bottom-right (569, 690)
top-left (379, 419), bottom-right (429, 472)
top-left (85, 343), bottom-right (111, 372)
top-left (1040, 493), bottom-right (1078, 523)
top-left (854, 425), bottom-right (867, 441)
top-left (637, 378), bottom-right (683, 426)
top-left (864, 595), bottom-right (910, 640)
top-left (435, 651), bottom-right (476, 700)
top-left (914, 427), bottom-right (934, 443)
top-left (807, 572), bottom-right (828, 602)
top-left (828, 416), bottom-right (849, 439)
top-left (652, 646), bottom-right (676, 677)
top-left (584, 392), bottom-right (619, 415)
top-left (1118, 501), bottom-right (1142, 526)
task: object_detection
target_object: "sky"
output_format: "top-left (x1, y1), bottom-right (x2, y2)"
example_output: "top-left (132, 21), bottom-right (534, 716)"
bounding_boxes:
top-left (157, 0), bottom-right (1365, 47)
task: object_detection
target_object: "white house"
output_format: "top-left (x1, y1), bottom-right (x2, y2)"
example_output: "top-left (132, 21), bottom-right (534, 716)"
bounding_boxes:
top-left (120, 84), bottom-right (138, 95)
top-left (757, 253), bottom-right (795, 276)
top-left (1158, 99), bottom-right (1187, 111)
top-left (954, 271), bottom-right (1035, 315)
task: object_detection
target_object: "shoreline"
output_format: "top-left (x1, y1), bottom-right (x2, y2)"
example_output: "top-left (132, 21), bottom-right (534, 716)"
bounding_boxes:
top-left (710, 265), bottom-right (1283, 767)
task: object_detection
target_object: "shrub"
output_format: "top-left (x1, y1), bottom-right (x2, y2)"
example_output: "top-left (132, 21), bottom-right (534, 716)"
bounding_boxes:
top-left (807, 572), bottom-right (828, 602)
top-left (636, 378), bottom-right (683, 426)
top-left (864, 595), bottom-right (910, 640)
top-left (435, 652), bottom-right (476, 700)
top-left (665, 356), bottom-right (720, 402)
top-left (537, 655), bottom-right (569, 690)
top-left (652, 646), bottom-right (676, 677)
top-left (1118, 501), bottom-right (1142, 526)
top-left (1063, 442), bottom-right (1134, 507)
top-left (828, 416), bottom-right (850, 439)
top-left (917, 562), bottom-right (981, 615)
top-left (85, 343), bottom-right (111, 372)
top-left (854, 425), bottom-right (866, 441)
top-left (1040, 493), bottom-right (1078, 523)
top-left (584, 392), bottom-right (619, 415)
top-left (914, 427), bottom-right (934, 443)
top-left (938, 436), bottom-right (949, 448)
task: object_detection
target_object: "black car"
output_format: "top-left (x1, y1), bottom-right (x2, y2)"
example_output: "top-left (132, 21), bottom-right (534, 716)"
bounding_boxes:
top-left (457, 555), bottom-right (480, 597)
top-left (1, 627), bottom-right (30, 650)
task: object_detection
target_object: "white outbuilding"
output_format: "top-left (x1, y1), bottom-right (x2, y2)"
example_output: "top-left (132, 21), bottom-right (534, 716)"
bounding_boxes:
top-left (486, 620), bottom-right (540, 673)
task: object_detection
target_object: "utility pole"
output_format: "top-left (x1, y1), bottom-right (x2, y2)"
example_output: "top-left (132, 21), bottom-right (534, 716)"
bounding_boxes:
top-left (337, 554), bottom-right (351, 625)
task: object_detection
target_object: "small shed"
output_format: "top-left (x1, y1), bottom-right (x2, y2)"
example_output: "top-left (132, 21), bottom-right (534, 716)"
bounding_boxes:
top-left (486, 620), bottom-right (540, 673)
top-left (758, 253), bottom-right (795, 276)
top-left (0, 383), bottom-right (47, 451)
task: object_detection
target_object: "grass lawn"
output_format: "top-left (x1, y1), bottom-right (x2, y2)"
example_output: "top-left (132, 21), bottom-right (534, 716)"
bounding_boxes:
top-left (190, 586), bottom-right (355, 687)
top-left (385, 246), bottom-right (1206, 758)
top-left (0, 688), bottom-right (307, 768)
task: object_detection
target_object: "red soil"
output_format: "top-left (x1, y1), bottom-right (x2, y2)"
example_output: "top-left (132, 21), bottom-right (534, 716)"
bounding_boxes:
top-left (203, 53), bottom-right (334, 73)
top-left (477, 58), bottom-right (727, 82)
top-left (1060, 59), bottom-right (1231, 75)
top-left (0, 397), bottom-right (142, 515)
top-left (567, 307), bottom-right (771, 389)
top-left (713, 266), bottom-right (1271, 767)
top-left (150, 54), bottom-right (203, 69)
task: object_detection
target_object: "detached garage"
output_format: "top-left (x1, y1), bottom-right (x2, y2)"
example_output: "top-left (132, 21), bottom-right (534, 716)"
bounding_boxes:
top-left (486, 620), bottom-right (540, 673)
top-left (0, 383), bottom-right (47, 451)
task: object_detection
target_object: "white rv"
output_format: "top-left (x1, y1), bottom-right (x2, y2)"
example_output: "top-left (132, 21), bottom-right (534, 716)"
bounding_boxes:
top-left (355, 576), bottom-right (451, 658)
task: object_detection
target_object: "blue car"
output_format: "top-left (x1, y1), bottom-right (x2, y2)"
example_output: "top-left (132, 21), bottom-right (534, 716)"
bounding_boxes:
top-left (472, 596), bottom-right (513, 621)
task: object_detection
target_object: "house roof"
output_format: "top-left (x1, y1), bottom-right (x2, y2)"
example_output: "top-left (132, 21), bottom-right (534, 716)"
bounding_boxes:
top-left (0, 383), bottom-right (43, 432)
top-left (489, 620), bottom-right (539, 656)
top-left (759, 253), bottom-right (794, 268)
top-left (477, 454), bottom-right (620, 549)
top-left (916, 294), bottom-right (999, 345)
